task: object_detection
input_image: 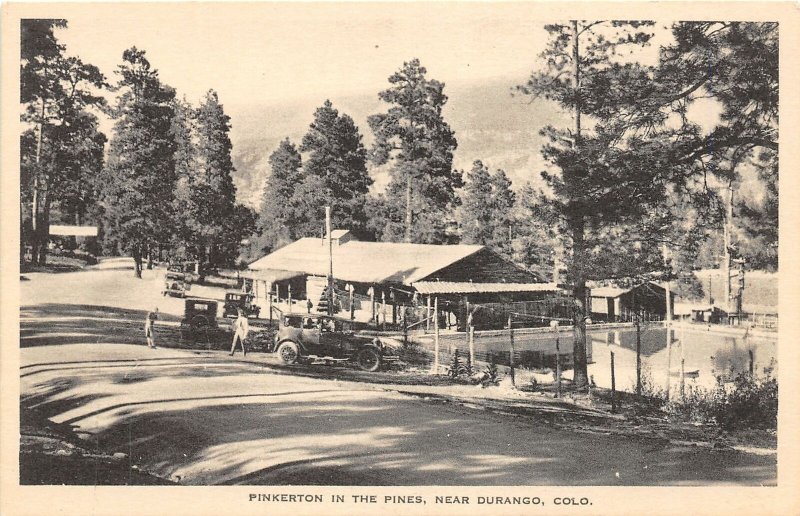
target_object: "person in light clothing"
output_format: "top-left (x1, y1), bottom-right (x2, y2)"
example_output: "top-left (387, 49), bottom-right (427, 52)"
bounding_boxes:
top-left (145, 308), bottom-right (159, 349)
top-left (229, 308), bottom-right (249, 356)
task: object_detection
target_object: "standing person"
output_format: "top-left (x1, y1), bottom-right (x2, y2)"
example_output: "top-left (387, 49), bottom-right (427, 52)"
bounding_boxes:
top-left (145, 308), bottom-right (159, 349)
top-left (229, 308), bottom-right (250, 356)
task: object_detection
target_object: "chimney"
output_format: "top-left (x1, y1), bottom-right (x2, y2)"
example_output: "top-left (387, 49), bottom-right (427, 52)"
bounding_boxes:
top-left (326, 229), bottom-right (354, 246)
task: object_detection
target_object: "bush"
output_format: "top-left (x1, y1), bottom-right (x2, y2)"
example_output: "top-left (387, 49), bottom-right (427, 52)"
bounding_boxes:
top-left (447, 349), bottom-right (472, 379)
top-left (665, 371), bottom-right (778, 431)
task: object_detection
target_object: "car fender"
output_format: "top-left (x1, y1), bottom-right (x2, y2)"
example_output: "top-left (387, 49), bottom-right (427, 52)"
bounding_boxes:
top-left (276, 338), bottom-right (309, 355)
top-left (361, 341), bottom-right (384, 355)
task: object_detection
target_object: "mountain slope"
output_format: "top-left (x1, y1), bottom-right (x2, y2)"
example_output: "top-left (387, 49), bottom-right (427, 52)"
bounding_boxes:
top-left (227, 77), bottom-right (566, 209)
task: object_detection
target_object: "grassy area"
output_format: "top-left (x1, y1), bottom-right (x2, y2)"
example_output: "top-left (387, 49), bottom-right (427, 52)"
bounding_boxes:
top-left (21, 255), bottom-right (91, 274)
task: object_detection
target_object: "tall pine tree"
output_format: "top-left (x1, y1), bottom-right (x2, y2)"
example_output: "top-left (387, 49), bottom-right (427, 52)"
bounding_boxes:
top-left (294, 100), bottom-right (372, 237)
top-left (258, 138), bottom-right (303, 252)
top-left (20, 19), bottom-right (106, 264)
top-left (517, 21), bottom-right (670, 387)
top-left (459, 160), bottom-right (515, 258)
top-left (188, 89), bottom-right (238, 266)
top-left (369, 59), bottom-right (461, 243)
top-left (100, 48), bottom-right (177, 277)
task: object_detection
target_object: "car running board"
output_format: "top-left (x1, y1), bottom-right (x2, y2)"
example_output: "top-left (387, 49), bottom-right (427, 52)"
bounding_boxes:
top-left (303, 355), bottom-right (350, 362)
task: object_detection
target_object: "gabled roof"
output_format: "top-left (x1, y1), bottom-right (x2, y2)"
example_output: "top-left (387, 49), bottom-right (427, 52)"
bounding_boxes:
top-left (248, 237), bottom-right (485, 285)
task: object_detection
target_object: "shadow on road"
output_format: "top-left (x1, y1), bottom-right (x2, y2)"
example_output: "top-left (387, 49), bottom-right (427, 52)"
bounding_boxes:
top-left (20, 362), bottom-right (777, 486)
top-left (20, 303), bottom-right (233, 349)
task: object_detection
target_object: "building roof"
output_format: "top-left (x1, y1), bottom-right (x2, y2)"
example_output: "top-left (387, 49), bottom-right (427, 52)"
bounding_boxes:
top-left (413, 281), bottom-right (560, 295)
top-left (49, 224), bottom-right (98, 237)
top-left (248, 237), bottom-right (485, 285)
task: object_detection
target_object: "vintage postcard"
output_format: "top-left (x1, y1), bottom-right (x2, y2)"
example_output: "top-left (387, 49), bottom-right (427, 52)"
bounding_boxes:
top-left (1, 2), bottom-right (798, 515)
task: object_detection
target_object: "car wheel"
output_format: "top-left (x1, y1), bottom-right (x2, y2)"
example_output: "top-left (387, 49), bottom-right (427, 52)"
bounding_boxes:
top-left (277, 341), bottom-right (300, 365)
top-left (191, 315), bottom-right (210, 327)
top-left (356, 348), bottom-right (381, 372)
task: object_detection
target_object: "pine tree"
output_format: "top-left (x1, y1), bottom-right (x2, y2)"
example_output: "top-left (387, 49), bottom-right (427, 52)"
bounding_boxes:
top-left (368, 59), bottom-right (461, 243)
top-left (653, 23), bottom-right (779, 283)
top-left (258, 138), bottom-right (303, 251)
top-left (170, 96), bottom-right (198, 259)
top-left (459, 161), bottom-right (494, 246)
top-left (294, 100), bottom-right (372, 237)
top-left (517, 21), bottom-right (665, 388)
top-left (488, 169), bottom-right (516, 259)
top-left (189, 89), bottom-right (239, 266)
top-left (100, 48), bottom-right (177, 277)
top-left (513, 183), bottom-right (559, 281)
top-left (20, 19), bottom-right (106, 264)
top-left (458, 161), bottom-right (516, 258)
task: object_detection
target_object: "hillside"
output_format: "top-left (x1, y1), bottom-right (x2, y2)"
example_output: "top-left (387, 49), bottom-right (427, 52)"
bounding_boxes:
top-left (226, 77), bottom-right (566, 209)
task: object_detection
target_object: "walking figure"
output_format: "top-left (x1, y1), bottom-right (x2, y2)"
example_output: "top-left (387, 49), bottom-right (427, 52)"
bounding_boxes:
top-left (145, 308), bottom-right (159, 349)
top-left (229, 308), bottom-right (250, 356)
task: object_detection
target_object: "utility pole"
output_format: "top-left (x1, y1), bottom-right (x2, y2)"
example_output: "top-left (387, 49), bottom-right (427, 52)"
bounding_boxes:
top-left (723, 181), bottom-right (734, 313)
top-left (326, 206), bottom-right (334, 316)
top-left (665, 279), bottom-right (672, 399)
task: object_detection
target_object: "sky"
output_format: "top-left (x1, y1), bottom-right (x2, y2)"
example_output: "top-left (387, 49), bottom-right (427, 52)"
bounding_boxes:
top-left (55, 3), bottom-right (560, 109)
top-left (37, 5), bottom-right (725, 206)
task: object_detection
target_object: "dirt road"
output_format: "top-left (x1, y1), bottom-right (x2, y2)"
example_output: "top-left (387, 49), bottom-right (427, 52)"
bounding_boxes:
top-left (19, 264), bottom-right (777, 485)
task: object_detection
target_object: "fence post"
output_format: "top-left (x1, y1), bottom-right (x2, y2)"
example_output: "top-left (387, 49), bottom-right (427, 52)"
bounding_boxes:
top-left (508, 315), bottom-right (515, 388)
top-left (468, 325), bottom-right (475, 371)
top-left (370, 288), bottom-right (376, 324)
top-left (610, 351), bottom-right (617, 414)
top-left (349, 284), bottom-right (355, 320)
top-left (426, 295), bottom-right (431, 332)
top-left (680, 358), bottom-right (685, 400)
top-left (268, 283), bottom-right (274, 328)
top-left (432, 296), bottom-right (440, 374)
top-left (550, 320), bottom-right (561, 398)
top-left (381, 291), bottom-right (386, 331)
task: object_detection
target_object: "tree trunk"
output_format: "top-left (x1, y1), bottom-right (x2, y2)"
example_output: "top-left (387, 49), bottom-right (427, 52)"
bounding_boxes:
top-left (147, 246), bottom-right (154, 269)
top-left (569, 20), bottom-right (589, 389)
top-left (37, 190), bottom-right (51, 266)
top-left (20, 202), bottom-right (26, 267)
top-left (31, 174), bottom-right (40, 265)
top-left (404, 175), bottom-right (413, 243)
top-left (570, 217), bottom-right (589, 388)
top-left (31, 97), bottom-right (46, 265)
top-left (133, 245), bottom-right (143, 278)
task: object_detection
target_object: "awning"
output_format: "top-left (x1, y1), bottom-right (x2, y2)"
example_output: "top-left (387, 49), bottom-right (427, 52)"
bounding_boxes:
top-left (49, 225), bottom-right (98, 237)
top-left (412, 281), bottom-right (560, 295)
top-left (240, 269), bottom-right (305, 284)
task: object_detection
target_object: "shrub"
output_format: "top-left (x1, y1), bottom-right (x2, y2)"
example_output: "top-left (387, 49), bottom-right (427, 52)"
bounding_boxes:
top-left (447, 349), bottom-right (472, 379)
top-left (665, 371), bottom-right (778, 431)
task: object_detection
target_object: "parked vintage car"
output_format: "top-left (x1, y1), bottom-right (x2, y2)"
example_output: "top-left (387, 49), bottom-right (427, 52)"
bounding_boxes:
top-left (167, 260), bottom-right (217, 283)
top-left (162, 271), bottom-right (190, 297)
top-left (270, 313), bottom-right (402, 371)
top-left (179, 298), bottom-right (220, 346)
top-left (222, 291), bottom-right (261, 318)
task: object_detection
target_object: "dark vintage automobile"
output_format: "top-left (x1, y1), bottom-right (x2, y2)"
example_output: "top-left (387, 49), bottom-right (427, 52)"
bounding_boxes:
top-left (167, 261), bottom-right (216, 283)
top-left (222, 291), bottom-right (261, 319)
top-left (270, 314), bottom-right (402, 372)
top-left (162, 271), bottom-right (190, 298)
top-left (180, 298), bottom-right (220, 347)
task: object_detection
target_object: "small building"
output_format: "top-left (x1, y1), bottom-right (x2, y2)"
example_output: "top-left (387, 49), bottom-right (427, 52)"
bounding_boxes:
top-left (243, 230), bottom-right (560, 329)
top-left (589, 282), bottom-right (675, 322)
